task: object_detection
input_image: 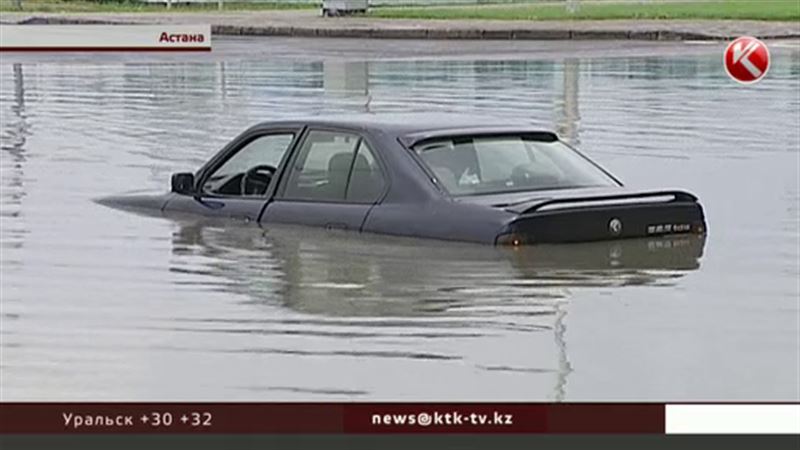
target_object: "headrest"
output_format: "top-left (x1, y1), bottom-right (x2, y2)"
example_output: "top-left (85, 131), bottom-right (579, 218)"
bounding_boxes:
top-left (352, 154), bottom-right (370, 171)
top-left (328, 152), bottom-right (354, 172)
top-left (329, 152), bottom-right (370, 173)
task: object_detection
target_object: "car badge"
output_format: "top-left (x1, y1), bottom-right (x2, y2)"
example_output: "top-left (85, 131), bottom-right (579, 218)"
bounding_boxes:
top-left (608, 218), bottom-right (623, 236)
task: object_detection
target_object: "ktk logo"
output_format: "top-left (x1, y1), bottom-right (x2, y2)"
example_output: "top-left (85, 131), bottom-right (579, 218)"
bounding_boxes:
top-left (724, 36), bottom-right (770, 84)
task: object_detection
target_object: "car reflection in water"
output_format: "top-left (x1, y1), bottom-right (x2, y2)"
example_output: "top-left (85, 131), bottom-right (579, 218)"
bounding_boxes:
top-left (170, 219), bottom-right (704, 315)
top-left (167, 218), bottom-right (705, 400)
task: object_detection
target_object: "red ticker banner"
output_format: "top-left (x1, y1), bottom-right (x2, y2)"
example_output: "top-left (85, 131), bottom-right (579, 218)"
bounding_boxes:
top-left (0, 403), bottom-right (797, 434)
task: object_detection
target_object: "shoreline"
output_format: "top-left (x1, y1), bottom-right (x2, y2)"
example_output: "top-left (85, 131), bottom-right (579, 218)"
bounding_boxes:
top-left (4, 11), bottom-right (799, 41)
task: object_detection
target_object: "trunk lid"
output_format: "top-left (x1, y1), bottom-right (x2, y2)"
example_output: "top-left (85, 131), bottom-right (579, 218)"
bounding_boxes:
top-left (458, 187), bottom-right (707, 244)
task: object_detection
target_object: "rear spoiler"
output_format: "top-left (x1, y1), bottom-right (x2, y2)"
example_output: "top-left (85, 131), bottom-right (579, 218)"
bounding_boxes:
top-left (515, 190), bottom-right (698, 216)
top-left (399, 128), bottom-right (558, 148)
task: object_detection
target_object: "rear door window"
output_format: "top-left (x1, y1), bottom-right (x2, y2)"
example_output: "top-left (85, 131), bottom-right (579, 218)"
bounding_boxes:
top-left (346, 140), bottom-right (386, 204)
top-left (281, 130), bottom-right (387, 204)
top-left (282, 130), bottom-right (360, 201)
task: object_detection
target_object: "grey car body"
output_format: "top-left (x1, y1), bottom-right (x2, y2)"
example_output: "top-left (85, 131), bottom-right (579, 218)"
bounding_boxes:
top-left (99, 114), bottom-right (707, 245)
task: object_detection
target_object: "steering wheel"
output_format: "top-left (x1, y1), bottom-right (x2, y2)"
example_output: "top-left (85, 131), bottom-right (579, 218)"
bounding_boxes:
top-left (240, 164), bottom-right (277, 196)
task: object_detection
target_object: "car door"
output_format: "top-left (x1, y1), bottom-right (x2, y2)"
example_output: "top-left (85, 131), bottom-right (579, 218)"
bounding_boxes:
top-left (164, 128), bottom-right (300, 222)
top-left (262, 128), bottom-right (388, 231)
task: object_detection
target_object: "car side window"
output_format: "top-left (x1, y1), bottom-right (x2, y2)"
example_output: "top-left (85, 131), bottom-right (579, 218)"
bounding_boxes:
top-left (202, 133), bottom-right (294, 197)
top-left (346, 140), bottom-right (386, 203)
top-left (282, 130), bottom-right (361, 201)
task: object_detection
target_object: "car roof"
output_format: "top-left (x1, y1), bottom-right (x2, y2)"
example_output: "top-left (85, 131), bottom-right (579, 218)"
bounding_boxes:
top-left (251, 113), bottom-right (557, 146)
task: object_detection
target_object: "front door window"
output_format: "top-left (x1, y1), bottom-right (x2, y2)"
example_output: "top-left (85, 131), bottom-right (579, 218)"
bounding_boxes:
top-left (201, 133), bottom-right (294, 197)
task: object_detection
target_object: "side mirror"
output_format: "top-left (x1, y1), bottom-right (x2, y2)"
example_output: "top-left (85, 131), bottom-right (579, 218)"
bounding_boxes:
top-left (171, 172), bottom-right (195, 195)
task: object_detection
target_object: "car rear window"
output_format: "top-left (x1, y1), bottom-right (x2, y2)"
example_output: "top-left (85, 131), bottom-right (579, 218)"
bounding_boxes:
top-left (414, 135), bottom-right (618, 196)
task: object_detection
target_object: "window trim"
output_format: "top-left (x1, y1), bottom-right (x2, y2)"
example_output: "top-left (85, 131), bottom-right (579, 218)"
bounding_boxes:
top-left (194, 127), bottom-right (303, 200)
top-left (275, 127), bottom-right (389, 205)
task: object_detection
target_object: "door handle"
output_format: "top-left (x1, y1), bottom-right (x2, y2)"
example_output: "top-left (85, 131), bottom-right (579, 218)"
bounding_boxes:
top-left (230, 214), bottom-right (255, 222)
top-left (325, 222), bottom-right (348, 230)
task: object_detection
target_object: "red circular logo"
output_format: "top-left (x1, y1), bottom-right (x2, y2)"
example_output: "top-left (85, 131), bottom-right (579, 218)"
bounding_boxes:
top-left (724, 36), bottom-right (770, 84)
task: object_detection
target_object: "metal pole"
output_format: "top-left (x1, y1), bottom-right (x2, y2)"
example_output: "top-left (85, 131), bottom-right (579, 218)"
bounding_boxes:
top-left (218, 0), bottom-right (223, 11)
top-left (166, 0), bottom-right (172, 10)
top-left (558, 59), bottom-right (580, 146)
top-left (13, 63), bottom-right (25, 117)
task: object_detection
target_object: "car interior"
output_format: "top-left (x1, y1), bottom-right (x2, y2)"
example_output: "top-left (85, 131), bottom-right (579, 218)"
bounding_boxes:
top-left (285, 150), bottom-right (383, 202)
top-left (202, 133), bottom-right (385, 203)
top-left (418, 137), bottom-right (571, 195)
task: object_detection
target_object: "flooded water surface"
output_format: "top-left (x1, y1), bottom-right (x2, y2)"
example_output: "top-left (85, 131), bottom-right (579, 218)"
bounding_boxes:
top-left (1, 38), bottom-right (798, 401)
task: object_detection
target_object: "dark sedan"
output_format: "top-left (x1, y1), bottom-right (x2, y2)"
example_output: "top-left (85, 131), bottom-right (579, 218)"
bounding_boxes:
top-left (99, 114), bottom-right (707, 245)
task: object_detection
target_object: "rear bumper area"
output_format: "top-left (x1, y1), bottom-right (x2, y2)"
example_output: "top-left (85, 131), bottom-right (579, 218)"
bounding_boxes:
top-left (496, 191), bottom-right (706, 245)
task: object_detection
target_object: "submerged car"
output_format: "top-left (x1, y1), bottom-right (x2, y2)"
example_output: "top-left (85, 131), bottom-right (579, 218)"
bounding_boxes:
top-left (100, 114), bottom-right (707, 245)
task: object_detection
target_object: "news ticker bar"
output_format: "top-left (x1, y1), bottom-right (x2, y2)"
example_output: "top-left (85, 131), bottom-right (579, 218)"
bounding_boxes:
top-left (0, 403), bottom-right (798, 434)
top-left (0, 25), bottom-right (211, 51)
